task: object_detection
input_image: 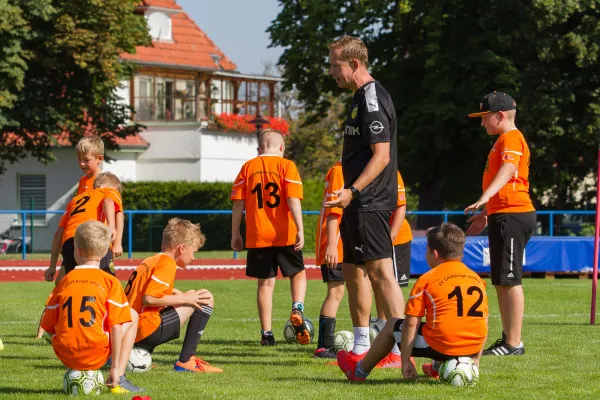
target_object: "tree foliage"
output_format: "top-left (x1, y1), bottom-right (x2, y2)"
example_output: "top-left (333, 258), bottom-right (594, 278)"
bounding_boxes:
top-left (269, 0), bottom-right (600, 212)
top-left (0, 0), bottom-right (151, 174)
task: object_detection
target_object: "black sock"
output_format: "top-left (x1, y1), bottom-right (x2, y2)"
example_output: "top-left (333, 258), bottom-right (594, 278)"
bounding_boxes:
top-left (179, 306), bottom-right (213, 363)
top-left (261, 330), bottom-right (274, 336)
top-left (393, 318), bottom-right (405, 349)
top-left (318, 315), bottom-right (336, 349)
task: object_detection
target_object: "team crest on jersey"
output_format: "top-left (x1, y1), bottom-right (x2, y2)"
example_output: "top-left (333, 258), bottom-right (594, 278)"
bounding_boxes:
top-left (502, 154), bottom-right (515, 161)
top-left (109, 261), bottom-right (115, 274)
top-left (399, 194), bottom-right (405, 201)
top-left (351, 106), bottom-right (358, 120)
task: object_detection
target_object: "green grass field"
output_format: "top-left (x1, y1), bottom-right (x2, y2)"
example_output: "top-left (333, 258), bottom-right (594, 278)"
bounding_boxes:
top-left (1, 279), bottom-right (599, 399)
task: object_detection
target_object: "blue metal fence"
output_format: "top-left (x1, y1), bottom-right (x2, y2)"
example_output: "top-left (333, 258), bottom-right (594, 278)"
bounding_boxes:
top-left (0, 209), bottom-right (595, 260)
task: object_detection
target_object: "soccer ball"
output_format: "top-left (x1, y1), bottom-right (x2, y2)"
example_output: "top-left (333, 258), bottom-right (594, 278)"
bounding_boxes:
top-left (63, 369), bottom-right (104, 395)
top-left (333, 330), bottom-right (354, 352)
top-left (283, 318), bottom-right (315, 344)
top-left (126, 347), bottom-right (152, 373)
top-left (369, 317), bottom-right (385, 343)
top-left (439, 357), bottom-right (479, 387)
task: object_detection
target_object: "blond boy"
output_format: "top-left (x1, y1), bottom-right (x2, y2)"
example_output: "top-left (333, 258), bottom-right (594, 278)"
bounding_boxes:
top-left (41, 221), bottom-right (143, 393)
top-left (125, 218), bottom-right (222, 373)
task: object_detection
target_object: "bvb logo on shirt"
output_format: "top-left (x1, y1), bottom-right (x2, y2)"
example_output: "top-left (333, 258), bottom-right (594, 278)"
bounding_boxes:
top-left (109, 260), bottom-right (115, 274)
top-left (351, 106), bottom-right (358, 120)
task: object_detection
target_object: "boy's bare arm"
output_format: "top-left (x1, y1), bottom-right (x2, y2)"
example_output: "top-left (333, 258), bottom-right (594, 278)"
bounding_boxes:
top-left (231, 200), bottom-right (245, 251)
top-left (390, 205), bottom-right (406, 242)
top-left (107, 324), bottom-right (122, 387)
top-left (473, 315), bottom-right (489, 366)
top-left (286, 197), bottom-right (304, 251)
top-left (45, 227), bottom-right (65, 282)
top-left (324, 213), bottom-right (340, 268)
top-left (113, 212), bottom-right (124, 257)
top-left (400, 315), bottom-right (419, 379)
top-left (102, 198), bottom-right (116, 240)
top-left (143, 290), bottom-right (213, 310)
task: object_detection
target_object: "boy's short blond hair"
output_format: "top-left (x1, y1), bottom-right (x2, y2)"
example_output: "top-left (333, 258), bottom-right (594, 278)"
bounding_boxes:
top-left (162, 218), bottom-right (206, 251)
top-left (75, 221), bottom-right (111, 259)
top-left (426, 223), bottom-right (466, 260)
top-left (76, 135), bottom-right (104, 157)
top-left (93, 172), bottom-right (122, 193)
top-left (328, 35), bottom-right (369, 67)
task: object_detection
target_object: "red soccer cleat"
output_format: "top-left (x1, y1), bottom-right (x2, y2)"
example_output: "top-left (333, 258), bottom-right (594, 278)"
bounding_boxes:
top-left (337, 350), bottom-right (366, 382)
top-left (422, 363), bottom-right (440, 379)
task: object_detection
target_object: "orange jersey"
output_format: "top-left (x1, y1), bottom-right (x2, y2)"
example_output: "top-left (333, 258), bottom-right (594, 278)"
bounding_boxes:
top-left (78, 175), bottom-right (96, 195)
top-left (40, 266), bottom-right (131, 370)
top-left (60, 188), bottom-right (122, 244)
top-left (316, 161), bottom-right (344, 266)
top-left (405, 261), bottom-right (488, 356)
top-left (125, 253), bottom-right (177, 342)
top-left (483, 129), bottom-right (535, 215)
top-left (391, 171), bottom-right (413, 245)
top-left (230, 155), bottom-right (303, 248)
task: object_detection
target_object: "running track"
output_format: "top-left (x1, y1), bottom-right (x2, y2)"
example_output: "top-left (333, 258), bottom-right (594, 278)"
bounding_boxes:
top-left (0, 259), bottom-right (322, 282)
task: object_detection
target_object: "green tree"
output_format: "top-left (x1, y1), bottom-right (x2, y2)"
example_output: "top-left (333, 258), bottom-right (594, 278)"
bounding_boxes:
top-left (0, 0), bottom-right (151, 175)
top-left (269, 0), bottom-right (600, 217)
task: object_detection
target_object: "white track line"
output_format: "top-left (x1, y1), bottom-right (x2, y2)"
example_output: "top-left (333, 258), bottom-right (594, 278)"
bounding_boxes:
top-left (0, 265), bottom-right (320, 272)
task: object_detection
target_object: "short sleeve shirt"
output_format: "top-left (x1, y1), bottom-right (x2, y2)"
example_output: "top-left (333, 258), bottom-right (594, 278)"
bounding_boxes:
top-left (405, 261), bottom-right (488, 356)
top-left (342, 81), bottom-right (398, 212)
top-left (125, 253), bottom-right (177, 342)
top-left (61, 188), bottom-right (123, 244)
top-left (78, 175), bottom-right (96, 194)
top-left (316, 161), bottom-right (344, 266)
top-left (392, 171), bottom-right (413, 245)
top-left (483, 129), bottom-right (535, 214)
top-left (230, 155), bottom-right (303, 248)
top-left (40, 266), bottom-right (131, 370)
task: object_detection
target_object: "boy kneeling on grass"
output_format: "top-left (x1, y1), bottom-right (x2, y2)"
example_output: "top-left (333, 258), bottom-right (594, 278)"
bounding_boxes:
top-left (338, 223), bottom-right (488, 381)
top-left (41, 220), bottom-right (143, 393)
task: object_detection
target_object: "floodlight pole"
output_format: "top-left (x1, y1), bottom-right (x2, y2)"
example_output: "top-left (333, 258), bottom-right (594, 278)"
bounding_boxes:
top-left (591, 144), bottom-right (600, 325)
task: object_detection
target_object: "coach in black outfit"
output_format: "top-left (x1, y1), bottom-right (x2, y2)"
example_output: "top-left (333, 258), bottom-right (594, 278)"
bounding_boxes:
top-left (325, 36), bottom-right (405, 365)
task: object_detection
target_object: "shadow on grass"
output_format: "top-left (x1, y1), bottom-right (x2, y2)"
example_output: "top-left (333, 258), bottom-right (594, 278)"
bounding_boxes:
top-left (0, 387), bottom-right (63, 395)
top-left (272, 376), bottom-right (440, 386)
top-left (527, 321), bottom-right (591, 326)
top-left (31, 363), bottom-right (67, 370)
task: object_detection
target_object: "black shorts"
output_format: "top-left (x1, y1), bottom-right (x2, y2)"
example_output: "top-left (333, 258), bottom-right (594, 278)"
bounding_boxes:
top-left (320, 263), bottom-right (344, 282)
top-left (61, 237), bottom-right (115, 276)
top-left (393, 320), bottom-right (478, 360)
top-left (340, 210), bottom-right (393, 265)
top-left (246, 246), bottom-right (305, 279)
top-left (135, 306), bottom-right (181, 353)
top-left (393, 242), bottom-right (411, 287)
top-left (488, 211), bottom-right (536, 286)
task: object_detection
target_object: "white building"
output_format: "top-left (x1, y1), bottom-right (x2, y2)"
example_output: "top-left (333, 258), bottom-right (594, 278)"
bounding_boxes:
top-left (0, 0), bottom-right (284, 251)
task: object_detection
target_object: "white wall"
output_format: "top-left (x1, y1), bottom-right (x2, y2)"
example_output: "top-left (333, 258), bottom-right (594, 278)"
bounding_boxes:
top-left (199, 130), bottom-right (258, 182)
top-left (105, 151), bottom-right (137, 182)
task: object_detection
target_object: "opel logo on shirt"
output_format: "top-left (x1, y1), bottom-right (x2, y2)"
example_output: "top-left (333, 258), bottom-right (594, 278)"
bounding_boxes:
top-left (369, 121), bottom-right (384, 134)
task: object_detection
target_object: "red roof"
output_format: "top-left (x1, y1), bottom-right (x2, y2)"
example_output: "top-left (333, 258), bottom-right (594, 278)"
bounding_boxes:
top-left (122, 1), bottom-right (237, 71)
top-left (4, 132), bottom-right (148, 149)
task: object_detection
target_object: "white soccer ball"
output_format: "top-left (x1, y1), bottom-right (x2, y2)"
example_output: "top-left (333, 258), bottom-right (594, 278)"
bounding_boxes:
top-left (126, 347), bottom-right (152, 373)
top-left (63, 369), bottom-right (104, 396)
top-left (283, 318), bottom-right (315, 344)
top-left (369, 317), bottom-right (385, 343)
top-left (333, 330), bottom-right (354, 352)
top-left (439, 357), bottom-right (480, 387)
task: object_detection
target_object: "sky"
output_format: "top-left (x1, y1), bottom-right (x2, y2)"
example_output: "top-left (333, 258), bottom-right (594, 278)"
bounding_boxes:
top-left (177, 0), bottom-right (285, 75)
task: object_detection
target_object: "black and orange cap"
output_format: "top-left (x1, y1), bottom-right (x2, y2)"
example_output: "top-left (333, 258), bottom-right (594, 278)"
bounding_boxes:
top-left (468, 92), bottom-right (517, 117)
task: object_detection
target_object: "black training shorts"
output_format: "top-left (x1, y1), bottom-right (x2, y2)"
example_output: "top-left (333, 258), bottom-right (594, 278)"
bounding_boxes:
top-left (340, 210), bottom-right (393, 265)
top-left (135, 306), bottom-right (181, 353)
top-left (393, 242), bottom-right (411, 287)
top-left (61, 237), bottom-right (115, 276)
top-left (246, 245), bottom-right (305, 279)
top-left (320, 263), bottom-right (344, 282)
top-left (488, 211), bottom-right (536, 286)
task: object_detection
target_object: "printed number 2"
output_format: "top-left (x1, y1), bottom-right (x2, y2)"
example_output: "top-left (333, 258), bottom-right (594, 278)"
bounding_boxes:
top-left (62, 296), bottom-right (97, 328)
top-left (70, 195), bottom-right (91, 217)
top-left (251, 182), bottom-right (280, 209)
top-left (447, 286), bottom-right (484, 317)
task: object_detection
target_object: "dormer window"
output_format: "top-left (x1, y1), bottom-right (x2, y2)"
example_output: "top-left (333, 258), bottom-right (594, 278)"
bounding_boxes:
top-left (147, 11), bottom-right (172, 41)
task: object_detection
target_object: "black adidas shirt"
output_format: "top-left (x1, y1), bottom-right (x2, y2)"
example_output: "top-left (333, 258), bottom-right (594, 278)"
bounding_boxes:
top-left (342, 80), bottom-right (398, 212)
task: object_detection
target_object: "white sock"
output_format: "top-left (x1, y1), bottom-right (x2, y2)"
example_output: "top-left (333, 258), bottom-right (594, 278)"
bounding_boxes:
top-left (391, 343), bottom-right (401, 355)
top-left (353, 327), bottom-right (370, 354)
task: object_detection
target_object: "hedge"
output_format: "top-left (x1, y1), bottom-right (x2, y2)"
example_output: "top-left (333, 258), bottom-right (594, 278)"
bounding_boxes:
top-left (121, 180), bottom-right (324, 252)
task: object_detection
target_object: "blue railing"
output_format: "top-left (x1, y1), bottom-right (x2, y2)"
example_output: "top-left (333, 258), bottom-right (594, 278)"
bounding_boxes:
top-left (0, 210), bottom-right (595, 260)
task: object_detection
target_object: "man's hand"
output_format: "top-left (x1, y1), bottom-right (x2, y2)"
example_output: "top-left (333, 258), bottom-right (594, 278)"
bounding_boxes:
top-left (112, 243), bottom-right (123, 258)
top-left (464, 195), bottom-right (489, 215)
top-left (231, 233), bottom-right (243, 252)
top-left (324, 188), bottom-right (352, 209)
top-left (44, 266), bottom-right (56, 282)
top-left (466, 212), bottom-right (488, 236)
top-left (294, 231), bottom-right (304, 251)
top-left (402, 360), bottom-right (418, 380)
top-left (325, 242), bottom-right (338, 268)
